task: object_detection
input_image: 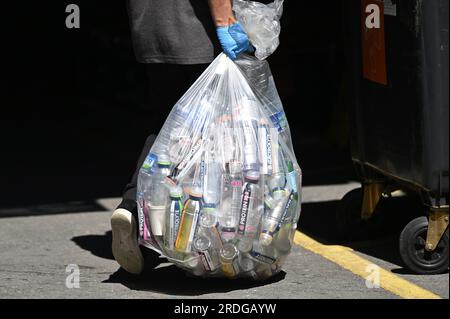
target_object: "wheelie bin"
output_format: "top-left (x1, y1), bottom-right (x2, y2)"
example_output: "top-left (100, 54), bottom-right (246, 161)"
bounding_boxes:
top-left (340, 0), bottom-right (449, 274)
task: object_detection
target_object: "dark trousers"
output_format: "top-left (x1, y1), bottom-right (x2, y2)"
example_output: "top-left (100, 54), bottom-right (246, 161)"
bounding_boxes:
top-left (117, 63), bottom-right (208, 214)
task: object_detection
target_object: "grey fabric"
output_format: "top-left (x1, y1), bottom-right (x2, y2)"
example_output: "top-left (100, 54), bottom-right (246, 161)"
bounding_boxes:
top-left (126, 0), bottom-right (221, 64)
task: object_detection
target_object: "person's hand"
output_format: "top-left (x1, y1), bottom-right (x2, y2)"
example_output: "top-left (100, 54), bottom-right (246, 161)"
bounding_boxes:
top-left (216, 22), bottom-right (253, 60)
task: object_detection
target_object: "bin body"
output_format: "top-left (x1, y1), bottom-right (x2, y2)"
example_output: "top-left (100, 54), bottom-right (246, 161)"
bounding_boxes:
top-left (345, 0), bottom-right (449, 206)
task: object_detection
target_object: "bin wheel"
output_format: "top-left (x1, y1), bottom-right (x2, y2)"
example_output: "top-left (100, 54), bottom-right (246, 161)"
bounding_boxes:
top-left (399, 216), bottom-right (449, 275)
top-left (335, 188), bottom-right (364, 240)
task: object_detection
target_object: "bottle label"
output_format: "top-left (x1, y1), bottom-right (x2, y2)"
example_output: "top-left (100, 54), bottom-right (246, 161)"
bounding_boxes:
top-left (266, 130), bottom-right (273, 174)
top-left (231, 180), bottom-right (243, 188)
top-left (174, 201), bottom-right (183, 234)
top-left (277, 192), bottom-right (295, 231)
top-left (234, 98), bottom-right (260, 122)
top-left (137, 193), bottom-right (146, 240)
top-left (270, 111), bottom-right (288, 133)
top-left (199, 158), bottom-right (206, 190)
top-left (142, 153), bottom-right (157, 171)
top-left (258, 126), bottom-right (272, 175)
top-left (250, 251), bottom-right (276, 265)
top-left (242, 124), bottom-right (259, 171)
top-left (186, 204), bottom-right (201, 252)
top-left (238, 184), bottom-right (252, 236)
top-left (221, 127), bottom-right (235, 163)
top-left (287, 171), bottom-right (298, 194)
top-left (170, 199), bottom-right (183, 249)
top-left (170, 139), bottom-right (203, 181)
top-left (199, 250), bottom-right (216, 272)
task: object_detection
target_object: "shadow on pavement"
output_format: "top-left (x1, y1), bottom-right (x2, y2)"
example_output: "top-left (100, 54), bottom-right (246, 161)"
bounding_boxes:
top-left (72, 231), bottom-right (286, 295)
top-left (72, 231), bottom-right (114, 260)
top-left (69, 194), bottom-right (430, 290)
top-left (0, 200), bottom-right (107, 219)
top-left (104, 266), bottom-right (286, 296)
top-left (298, 194), bottom-right (426, 270)
top-left (391, 267), bottom-right (449, 275)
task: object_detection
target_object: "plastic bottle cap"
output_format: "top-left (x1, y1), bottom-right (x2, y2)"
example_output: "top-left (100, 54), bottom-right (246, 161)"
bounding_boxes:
top-left (169, 187), bottom-right (183, 198)
top-left (200, 212), bottom-right (218, 228)
top-left (273, 189), bottom-right (288, 201)
top-left (269, 173), bottom-right (286, 188)
top-left (229, 161), bottom-right (242, 175)
top-left (260, 233), bottom-right (273, 246)
top-left (157, 154), bottom-right (171, 167)
top-left (237, 239), bottom-right (253, 253)
top-left (220, 244), bottom-right (238, 260)
top-left (187, 187), bottom-right (203, 199)
top-left (194, 236), bottom-right (211, 251)
top-left (244, 170), bottom-right (260, 182)
top-left (240, 258), bottom-right (255, 272)
top-left (202, 203), bottom-right (217, 211)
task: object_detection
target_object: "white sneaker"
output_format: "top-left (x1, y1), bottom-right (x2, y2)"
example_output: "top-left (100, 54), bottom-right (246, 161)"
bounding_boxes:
top-left (111, 208), bottom-right (144, 275)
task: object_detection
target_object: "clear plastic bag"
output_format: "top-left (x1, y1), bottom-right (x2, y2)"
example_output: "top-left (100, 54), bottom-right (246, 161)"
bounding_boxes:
top-left (233, 0), bottom-right (284, 60)
top-left (137, 52), bottom-right (302, 280)
top-left (136, 0), bottom-right (299, 280)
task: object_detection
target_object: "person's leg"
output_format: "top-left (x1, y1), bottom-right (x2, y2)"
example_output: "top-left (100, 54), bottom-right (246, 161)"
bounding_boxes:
top-left (111, 63), bottom-right (209, 275)
top-left (117, 134), bottom-right (157, 216)
top-left (111, 133), bottom-right (157, 275)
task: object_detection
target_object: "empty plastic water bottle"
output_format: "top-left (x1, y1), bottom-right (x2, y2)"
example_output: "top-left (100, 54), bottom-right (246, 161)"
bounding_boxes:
top-left (164, 186), bottom-right (184, 250)
top-left (194, 235), bottom-right (221, 272)
top-left (250, 240), bottom-right (277, 266)
top-left (199, 210), bottom-right (223, 249)
top-left (258, 118), bottom-right (279, 175)
top-left (169, 138), bottom-right (204, 184)
top-left (259, 190), bottom-right (290, 246)
top-left (268, 171), bottom-right (286, 197)
top-left (273, 222), bottom-right (294, 254)
top-left (203, 153), bottom-right (222, 208)
top-left (238, 256), bottom-right (259, 280)
top-left (146, 155), bottom-right (172, 237)
top-left (175, 188), bottom-right (203, 253)
top-left (217, 115), bottom-right (237, 167)
top-left (219, 161), bottom-right (243, 242)
top-left (237, 237), bottom-right (253, 254)
top-left (220, 243), bottom-right (239, 278)
top-left (234, 97), bottom-right (261, 173)
top-left (137, 154), bottom-right (158, 241)
top-left (286, 160), bottom-right (300, 200)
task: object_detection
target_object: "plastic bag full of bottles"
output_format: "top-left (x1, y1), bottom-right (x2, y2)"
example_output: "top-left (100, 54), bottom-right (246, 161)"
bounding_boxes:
top-left (136, 0), bottom-right (301, 281)
top-left (136, 52), bottom-right (302, 281)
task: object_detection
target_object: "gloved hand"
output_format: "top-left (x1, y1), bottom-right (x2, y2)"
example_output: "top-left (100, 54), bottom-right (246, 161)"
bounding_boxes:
top-left (216, 22), bottom-right (253, 60)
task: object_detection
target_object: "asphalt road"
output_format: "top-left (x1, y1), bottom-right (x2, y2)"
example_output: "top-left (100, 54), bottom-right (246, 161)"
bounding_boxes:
top-left (0, 183), bottom-right (448, 299)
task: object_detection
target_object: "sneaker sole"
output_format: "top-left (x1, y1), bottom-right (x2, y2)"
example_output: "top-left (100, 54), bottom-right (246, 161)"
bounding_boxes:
top-left (111, 209), bottom-right (144, 275)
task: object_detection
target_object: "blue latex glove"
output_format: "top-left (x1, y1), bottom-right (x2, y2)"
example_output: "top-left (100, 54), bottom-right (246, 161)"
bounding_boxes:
top-left (216, 22), bottom-right (252, 60)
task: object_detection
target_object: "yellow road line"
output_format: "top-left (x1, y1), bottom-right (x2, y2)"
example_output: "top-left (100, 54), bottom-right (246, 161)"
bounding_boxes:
top-left (294, 231), bottom-right (442, 299)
